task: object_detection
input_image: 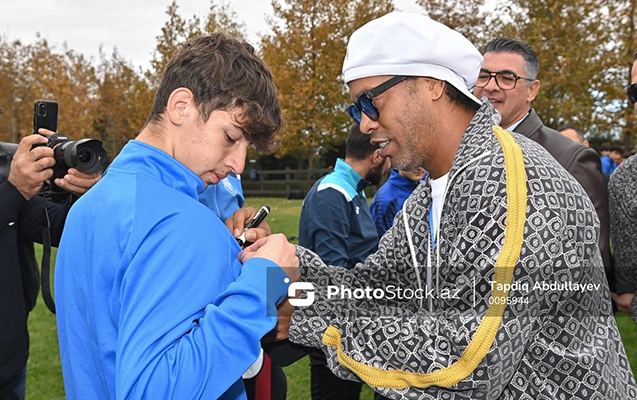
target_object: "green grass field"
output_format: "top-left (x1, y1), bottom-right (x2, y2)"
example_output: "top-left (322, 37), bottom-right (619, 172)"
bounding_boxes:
top-left (26, 197), bottom-right (637, 399)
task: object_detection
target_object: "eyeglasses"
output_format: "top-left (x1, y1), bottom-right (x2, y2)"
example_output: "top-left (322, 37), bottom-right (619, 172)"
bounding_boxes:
top-left (628, 84), bottom-right (637, 104)
top-left (347, 76), bottom-right (408, 124)
top-left (474, 70), bottom-right (534, 90)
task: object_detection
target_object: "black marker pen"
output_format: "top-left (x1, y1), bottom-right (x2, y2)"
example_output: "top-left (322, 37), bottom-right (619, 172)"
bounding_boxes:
top-left (236, 205), bottom-right (270, 246)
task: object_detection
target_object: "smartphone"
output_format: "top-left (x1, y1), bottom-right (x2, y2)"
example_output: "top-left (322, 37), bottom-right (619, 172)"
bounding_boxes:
top-left (33, 100), bottom-right (58, 135)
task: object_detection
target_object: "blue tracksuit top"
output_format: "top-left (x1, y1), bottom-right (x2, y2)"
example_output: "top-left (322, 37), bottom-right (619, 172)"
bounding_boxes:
top-left (55, 140), bottom-right (289, 400)
top-left (199, 174), bottom-right (244, 221)
top-left (369, 169), bottom-right (421, 237)
top-left (601, 155), bottom-right (617, 175)
top-left (299, 158), bottom-right (378, 269)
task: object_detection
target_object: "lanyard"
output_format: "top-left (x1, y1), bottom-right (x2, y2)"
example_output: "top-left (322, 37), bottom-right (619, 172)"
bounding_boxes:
top-left (427, 205), bottom-right (435, 312)
top-left (429, 206), bottom-right (435, 250)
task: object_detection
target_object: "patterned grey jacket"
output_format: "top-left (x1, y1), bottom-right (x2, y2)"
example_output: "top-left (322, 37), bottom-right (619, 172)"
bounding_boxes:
top-left (289, 103), bottom-right (637, 399)
top-left (609, 154), bottom-right (637, 321)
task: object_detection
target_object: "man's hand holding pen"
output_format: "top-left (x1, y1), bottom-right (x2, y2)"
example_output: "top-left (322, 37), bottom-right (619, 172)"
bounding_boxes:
top-left (236, 205), bottom-right (270, 246)
top-left (228, 204), bottom-right (298, 281)
top-left (225, 206), bottom-right (272, 246)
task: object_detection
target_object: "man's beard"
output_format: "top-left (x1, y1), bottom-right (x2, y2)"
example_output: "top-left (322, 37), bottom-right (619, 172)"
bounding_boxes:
top-left (365, 163), bottom-right (387, 185)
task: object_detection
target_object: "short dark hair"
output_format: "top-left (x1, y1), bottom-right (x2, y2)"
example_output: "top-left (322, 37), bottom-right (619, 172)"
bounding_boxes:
top-left (482, 38), bottom-right (539, 80)
top-left (610, 144), bottom-right (625, 153)
top-left (406, 76), bottom-right (479, 113)
top-left (346, 124), bottom-right (379, 160)
top-left (144, 33), bottom-right (281, 152)
top-left (445, 83), bottom-right (480, 112)
top-left (557, 124), bottom-right (586, 142)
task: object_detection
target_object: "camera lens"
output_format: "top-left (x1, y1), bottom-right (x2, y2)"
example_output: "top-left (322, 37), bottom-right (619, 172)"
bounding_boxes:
top-left (65, 139), bottom-right (107, 174)
top-left (38, 103), bottom-right (47, 117)
top-left (77, 148), bottom-right (92, 163)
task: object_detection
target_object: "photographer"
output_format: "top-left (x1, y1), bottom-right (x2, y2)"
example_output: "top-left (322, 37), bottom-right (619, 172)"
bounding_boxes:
top-left (0, 131), bottom-right (100, 400)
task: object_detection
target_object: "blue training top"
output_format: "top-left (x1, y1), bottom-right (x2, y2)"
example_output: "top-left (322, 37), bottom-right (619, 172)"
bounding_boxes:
top-left (601, 155), bottom-right (617, 176)
top-left (299, 158), bottom-right (378, 269)
top-left (370, 169), bottom-right (421, 237)
top-left (55, 140), bottom-right (289, 400)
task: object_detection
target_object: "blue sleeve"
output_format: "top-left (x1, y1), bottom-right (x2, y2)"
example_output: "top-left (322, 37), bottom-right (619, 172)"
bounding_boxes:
top-left (303, 189), bottom-right (352, 268)
top-left (116, 214), bottom-right (289, 399)
top-left (198, 176), bottom-right (244, 222)
top-left (219, 176), bottom-right (244, 220)
top-left (233, 177), bottom-right (245, 209)
top-left (370, 194), bottom-right (397, 238)
top-left (601, 156), bottom-right (616, 175)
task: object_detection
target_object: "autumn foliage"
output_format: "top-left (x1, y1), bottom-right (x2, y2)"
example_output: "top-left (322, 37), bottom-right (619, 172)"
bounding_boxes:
top-left (1, 0), bottom-right (636, 162)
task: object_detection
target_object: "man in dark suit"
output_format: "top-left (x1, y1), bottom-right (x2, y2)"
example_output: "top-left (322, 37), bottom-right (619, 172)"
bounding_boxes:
top-left (473, 38), bottom-right (613, 295)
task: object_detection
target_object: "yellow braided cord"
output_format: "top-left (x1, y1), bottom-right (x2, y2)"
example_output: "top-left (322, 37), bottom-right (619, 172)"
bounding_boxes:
top-left (321, 126), bottom-right (527, 388)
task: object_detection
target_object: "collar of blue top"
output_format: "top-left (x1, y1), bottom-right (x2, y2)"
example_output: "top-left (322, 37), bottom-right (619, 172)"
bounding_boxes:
top-left (319, 158), bottom-right (372, 199)
top-left (387, 169), bottom-right (422, 191)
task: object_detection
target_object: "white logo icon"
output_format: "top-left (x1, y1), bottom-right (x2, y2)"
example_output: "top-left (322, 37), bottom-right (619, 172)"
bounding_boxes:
top-left (288, 282), bottom-right (316, 307)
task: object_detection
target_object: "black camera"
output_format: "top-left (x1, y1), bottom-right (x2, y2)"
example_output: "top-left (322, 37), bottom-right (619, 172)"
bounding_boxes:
top-left (33, 133), bottom-right (108, 180)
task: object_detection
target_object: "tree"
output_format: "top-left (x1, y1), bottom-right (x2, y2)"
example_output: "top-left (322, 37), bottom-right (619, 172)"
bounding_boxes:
top-left (598, 0), bottom-right (637, 148)
top-left (94, 49), bottom-right (152, 157)
top-left (0, 37), bottom-right (29, 143)
top-left (500, 0), bottom-right (619, 131)
top-left (0, 36), bottom-right (98, 142)
top-left (202, 1), bottom-right (247, 41)
top-left (260, 0), bottom-right (394, 167)
top-left (0, 0), bottom-right (249, 162)
top-left (147, 1), bottom-right (246, 88)
top-left (416, 0), bottom-right (491, 47)
top-left (147, 1), bottom-right (200, 88)
top-left (418, 0), bottom-right (634, 146)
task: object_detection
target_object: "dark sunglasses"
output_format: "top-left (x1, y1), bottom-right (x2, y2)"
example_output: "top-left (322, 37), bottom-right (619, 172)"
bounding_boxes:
top-left (347, 76), bottom-right (408, 124)
top-left (629, 84), bottom-right (637, 104)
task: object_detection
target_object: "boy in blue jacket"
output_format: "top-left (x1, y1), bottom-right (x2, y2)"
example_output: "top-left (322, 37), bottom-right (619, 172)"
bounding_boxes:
top-left (55, 33), bottom-right (299, 400)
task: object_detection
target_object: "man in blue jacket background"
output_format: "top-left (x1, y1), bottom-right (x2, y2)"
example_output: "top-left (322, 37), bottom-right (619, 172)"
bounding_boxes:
top-left (370, 167), bottom-right (426, 237)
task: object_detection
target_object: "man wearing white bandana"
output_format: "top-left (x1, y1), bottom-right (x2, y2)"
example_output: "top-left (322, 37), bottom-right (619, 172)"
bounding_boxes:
top-left (283, 12), bottom-right (637, 399)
